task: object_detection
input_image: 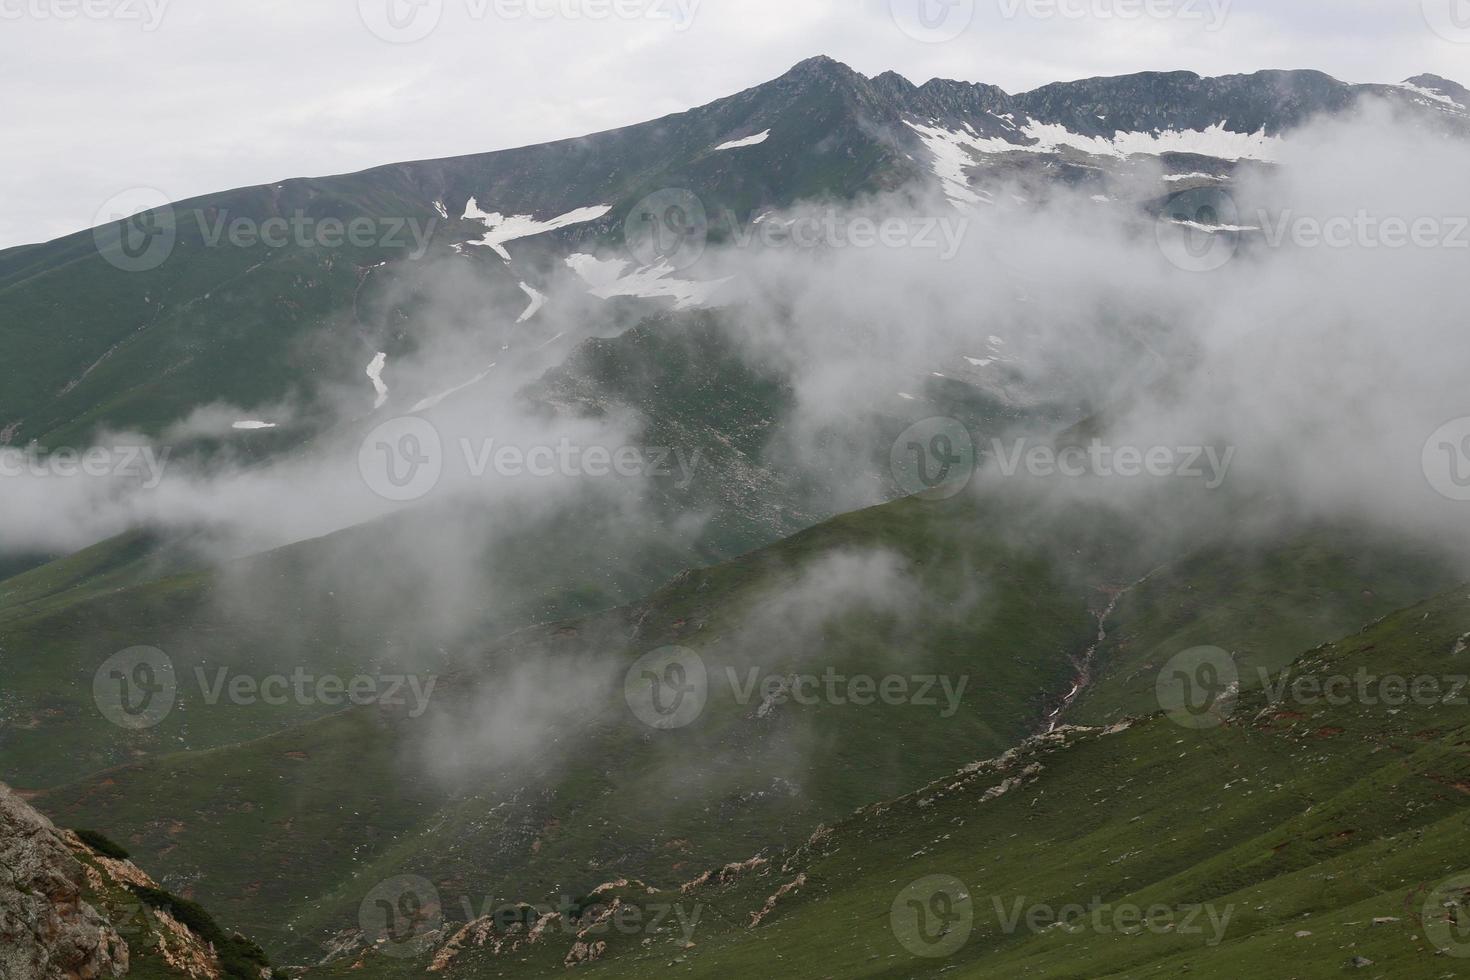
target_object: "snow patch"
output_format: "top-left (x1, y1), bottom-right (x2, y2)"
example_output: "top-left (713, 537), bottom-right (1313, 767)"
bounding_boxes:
top-left (1398, 81), bottom-right (1466, 110)
top-left (410, 366), bottom-right (496, 413)
top-left (461, 199), bottom-right (612, 262)
top-left (964, 336), bottom-right (1012, 370)
top-left (565, 254), bottom-right (729, 310)
top-left (906, 123), bottom-right (995, 208)
top-left (516, 282), bottom-right (547, 323)
top-left (1169, 219), bottom-right (1261, 233)
top-left (714, 130), bottom-right (770, 151)
top-left (907, 118), bottom-right (1285, 167)
top-left (366, 352), bottom-right (389, 410)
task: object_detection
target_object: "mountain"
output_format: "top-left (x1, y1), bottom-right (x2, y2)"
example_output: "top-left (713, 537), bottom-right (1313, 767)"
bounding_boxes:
top-left (0, 58), bottom-right (1464, 449)
top-left (5, 55), bottom-right (1470, 979)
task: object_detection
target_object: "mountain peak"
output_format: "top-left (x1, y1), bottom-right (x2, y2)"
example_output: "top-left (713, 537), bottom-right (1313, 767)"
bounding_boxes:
top-left (1403, 73), bottom-right (1470, 106)
top-left (1406, 72), bottom-right (1463, 87)
top-left (782, 54), bottom-right (861, 81)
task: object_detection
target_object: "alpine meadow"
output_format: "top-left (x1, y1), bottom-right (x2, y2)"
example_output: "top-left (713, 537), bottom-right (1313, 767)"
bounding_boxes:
top-left (5, 3), bottom-right (1470, 978)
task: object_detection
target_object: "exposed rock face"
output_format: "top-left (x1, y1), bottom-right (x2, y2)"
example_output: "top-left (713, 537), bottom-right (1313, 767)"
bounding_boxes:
top-left (678, 856), bottom-right (768, 895)
top-left (0, 783), bottom-right (129, 980)
top-left (748, 874), bottom-right (806, 929)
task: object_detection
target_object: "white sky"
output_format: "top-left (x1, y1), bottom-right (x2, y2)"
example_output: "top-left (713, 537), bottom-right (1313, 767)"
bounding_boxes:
top-left (2, 0), bottom-right (1468, 248)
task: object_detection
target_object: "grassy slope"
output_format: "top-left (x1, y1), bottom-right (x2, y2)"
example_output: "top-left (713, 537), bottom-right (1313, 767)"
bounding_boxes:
top-left (0, 306), bottom-right (1067, 791)
top-left (382, 581), bottom-right (1470, 979)
top-left (34, 492), bottom-right (1109, 957)
top-left (1069, 533), bottom-right (1453, 726)
top-left (0, 183), bottom-right (460, 447)
top-left (35, 489), bottom-right (1461, 966)
top-left (0, 499), bottom-right (720, 791)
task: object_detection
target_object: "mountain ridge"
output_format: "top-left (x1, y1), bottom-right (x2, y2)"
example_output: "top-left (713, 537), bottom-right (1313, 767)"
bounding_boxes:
top-left (6, 56), bottom-right (1466, 256)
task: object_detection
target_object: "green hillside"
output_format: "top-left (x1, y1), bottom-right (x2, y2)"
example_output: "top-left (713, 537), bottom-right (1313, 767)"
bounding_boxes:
top-left (311, 575), bottom-right (1470, 978)
top-left (31, 484), bottom-right (1460, 967)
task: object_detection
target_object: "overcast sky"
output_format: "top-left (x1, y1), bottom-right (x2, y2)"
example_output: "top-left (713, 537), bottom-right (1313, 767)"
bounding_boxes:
top-left (3, 0), bottom-right (1468, 248)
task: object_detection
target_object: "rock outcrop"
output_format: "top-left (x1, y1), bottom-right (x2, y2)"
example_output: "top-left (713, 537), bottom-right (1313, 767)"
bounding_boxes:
top-left (0, 783), bottom-right (129, 980)
top-left (0, 782), bottom-right (252, 980)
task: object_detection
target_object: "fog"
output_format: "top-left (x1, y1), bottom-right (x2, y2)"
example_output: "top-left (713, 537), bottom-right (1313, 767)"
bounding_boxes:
top-left (5, 97), bottom-right (1470, 804)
